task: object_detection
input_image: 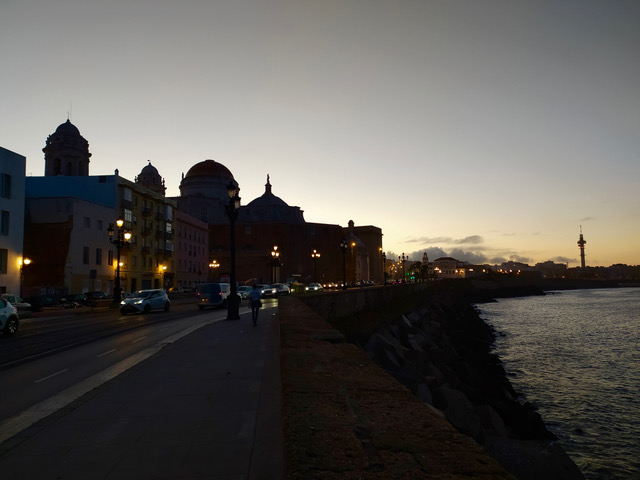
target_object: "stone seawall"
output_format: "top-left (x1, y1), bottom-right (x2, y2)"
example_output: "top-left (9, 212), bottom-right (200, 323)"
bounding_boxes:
top-left (293, 282), bottom-right (584, 480)
top-left (280, 296), bottom-right (514, 479)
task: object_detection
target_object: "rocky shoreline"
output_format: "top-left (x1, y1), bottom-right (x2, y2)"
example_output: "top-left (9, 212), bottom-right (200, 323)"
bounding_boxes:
top-left (353, 282), bottom-right (584, 480)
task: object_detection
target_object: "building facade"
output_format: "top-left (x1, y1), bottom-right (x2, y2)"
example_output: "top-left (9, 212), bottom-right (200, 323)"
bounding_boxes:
top-left (0, 147), bottom-right (27, 295)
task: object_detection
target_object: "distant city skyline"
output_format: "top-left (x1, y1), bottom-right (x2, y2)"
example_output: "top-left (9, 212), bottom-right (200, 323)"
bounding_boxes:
top-left (2, 0), bottom-right (638, 267)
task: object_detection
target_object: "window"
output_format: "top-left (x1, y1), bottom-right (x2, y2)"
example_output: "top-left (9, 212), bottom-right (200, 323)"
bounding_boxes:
top-left (108, 250), bottom-right (114, 266)
top-left (83, 247), bottom-right (90, 265)
top-left (1, 174), bottom-right (11, 199)
top-left (1, 210), bottom-right (9, 235)
top-left (97, 219), bottom-right (103, 231)
top-left (0, 249), bottom-right (7, 274)
top-left (96, 248), bottom-right (102, 265)
top-left (84, 217), bottom-right (91, 228)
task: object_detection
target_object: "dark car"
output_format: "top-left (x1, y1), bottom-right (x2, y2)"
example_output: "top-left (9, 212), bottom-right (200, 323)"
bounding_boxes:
top-left (23, 295), bottom-right (60, 312)
top-left (86, 291), bottom-right (111, 300)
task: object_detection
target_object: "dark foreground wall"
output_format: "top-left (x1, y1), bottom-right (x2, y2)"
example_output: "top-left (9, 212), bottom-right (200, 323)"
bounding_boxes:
top-left (297, 282), bottom-right (584, 480)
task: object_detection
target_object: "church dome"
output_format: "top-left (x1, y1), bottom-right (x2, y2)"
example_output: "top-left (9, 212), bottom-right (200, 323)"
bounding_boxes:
top-left (54, 119), bottom-right (81, 136)
top-left (241, 176), bottom-right (305, 224)
top-left (136, 160), bottom-right (165, 195)
top-left (184, 159), bottom-right (233, 179)
top-left (141, 163), bottom-right (159, 176)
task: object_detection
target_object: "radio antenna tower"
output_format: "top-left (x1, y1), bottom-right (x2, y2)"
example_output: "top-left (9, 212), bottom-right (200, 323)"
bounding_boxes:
top-left (577, 226), bottom-right (587, 268)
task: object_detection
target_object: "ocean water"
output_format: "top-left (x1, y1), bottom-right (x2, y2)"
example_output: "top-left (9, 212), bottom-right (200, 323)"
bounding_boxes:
top-left (478, 288), bottom-right (640, 480)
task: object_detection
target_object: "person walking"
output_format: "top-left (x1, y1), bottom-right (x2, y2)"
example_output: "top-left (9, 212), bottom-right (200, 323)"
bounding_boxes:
top-left (248, 284), bottom-right (262, 326)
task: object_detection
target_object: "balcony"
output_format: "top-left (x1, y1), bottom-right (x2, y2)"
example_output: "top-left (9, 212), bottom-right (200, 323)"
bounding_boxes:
top-left (141, 246), bottom-right (151, 255)
top-left (142, 207), bottom-right (152, 217)
top-left (155, 212), bottom-right (165, 221)
top-left (142, 227), bottom-right (152, 236)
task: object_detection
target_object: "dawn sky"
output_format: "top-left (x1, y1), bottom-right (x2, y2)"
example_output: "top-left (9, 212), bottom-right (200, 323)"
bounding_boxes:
top-left (2, 0), bottom-right (638, 267)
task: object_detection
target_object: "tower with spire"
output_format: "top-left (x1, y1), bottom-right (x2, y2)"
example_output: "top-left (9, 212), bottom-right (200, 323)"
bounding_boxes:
top-left (577, 226), bottom-right (587, 268)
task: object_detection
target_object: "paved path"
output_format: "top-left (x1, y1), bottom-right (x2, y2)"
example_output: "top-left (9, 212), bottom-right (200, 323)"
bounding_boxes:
top-left (0, 306), bottom-right (283, 480)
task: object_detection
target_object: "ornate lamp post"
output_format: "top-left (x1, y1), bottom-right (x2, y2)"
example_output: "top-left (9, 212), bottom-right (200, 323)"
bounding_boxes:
top-left (399, 253), bottom-right (406, 283)
top-left (381, 251), bottom-right (387, 286)
top-left (271, 246), bottom-right (280, 283)
top-left (108, 219), bottom-right (131, 306)
top-left (19, 257), bottom-right (31, 297)
top-left (311, 249), bottom-right (320, 283)
top-left (209, 260), bottom-right (220, 281)
top-left (339, 239), bottom-right (347, 290)
top-left (225, 181), bottom-right (241, 320)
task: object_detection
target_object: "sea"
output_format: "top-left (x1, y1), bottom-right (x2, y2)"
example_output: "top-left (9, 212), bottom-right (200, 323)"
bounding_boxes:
top-left (477, 287), bottom-right (640, 480)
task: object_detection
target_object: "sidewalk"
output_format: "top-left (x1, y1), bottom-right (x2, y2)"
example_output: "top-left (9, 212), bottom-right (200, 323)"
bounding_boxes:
top-left (0, 307), bottom-right (283, 479)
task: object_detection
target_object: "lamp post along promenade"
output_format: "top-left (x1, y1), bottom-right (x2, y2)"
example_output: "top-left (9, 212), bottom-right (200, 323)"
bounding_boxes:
top-left (108, 219), bottom-right (131, 306)
top-left (225, 181), bottom-right (241, 320)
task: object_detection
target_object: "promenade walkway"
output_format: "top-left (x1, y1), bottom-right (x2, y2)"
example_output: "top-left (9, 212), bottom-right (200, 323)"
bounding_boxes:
top-left (0, 306), bottom-right (282, 479)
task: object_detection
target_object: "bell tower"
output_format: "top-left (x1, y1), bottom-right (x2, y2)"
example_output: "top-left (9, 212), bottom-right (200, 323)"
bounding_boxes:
top-left (43, 119), bottom-right (91, 176)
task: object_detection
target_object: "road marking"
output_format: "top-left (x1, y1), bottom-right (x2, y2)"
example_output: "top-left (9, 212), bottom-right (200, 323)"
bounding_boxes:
top-left (35, 369), bottom-right (69, 383)
top-left (0, 320), bottom-right (217, 445)
top-left (97, 349), bottom-right (117, 357)
top-left (132, 336), bottom-right (147, 343)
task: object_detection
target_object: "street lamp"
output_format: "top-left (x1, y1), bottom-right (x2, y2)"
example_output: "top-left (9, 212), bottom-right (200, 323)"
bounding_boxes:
top-left (271, 246), bottom-right (280, 283)
top-left (209, 260), bottom-right (220, 281)
top-left (311, 249), bottom-right (320, 283)
top-left (161, 265), bottom-right (167, 290)
top-left (399, 253), bottom-right (406, 283)
top-left (339, 239), bottom-right (347, 290)
top-left (225, 181), bottom-right (241, 320)
top-left (381, 251), bottom-right (387, 286)
top-left (108, 219), bottom-right (131, 306)
top-left (19, 257), bottom-right (31, 297)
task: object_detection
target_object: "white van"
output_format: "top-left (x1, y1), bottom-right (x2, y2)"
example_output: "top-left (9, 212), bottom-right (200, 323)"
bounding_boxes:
top-left (197, 283), bottom-right (231, 309)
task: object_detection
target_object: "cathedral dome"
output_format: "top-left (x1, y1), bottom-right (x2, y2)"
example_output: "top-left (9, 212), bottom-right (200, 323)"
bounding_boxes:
top-left (184, 159), bottom-right (233, 180)
top-left (241, 176), bottom-right (305, 224)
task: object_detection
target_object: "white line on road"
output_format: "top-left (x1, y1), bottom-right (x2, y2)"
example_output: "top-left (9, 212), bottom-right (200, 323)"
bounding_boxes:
top-left (131, 336), bottom-right (147, 343)
top-left (97, 349), bottom-right (117, 357)
top-left (0, 320), bottom-right (217, 445)
top-left (35, 369), bottom-right (69, 383)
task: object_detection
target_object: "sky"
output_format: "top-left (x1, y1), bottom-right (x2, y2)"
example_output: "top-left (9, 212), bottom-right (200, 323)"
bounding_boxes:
top-left (2, 0), bottom-right (639, 267)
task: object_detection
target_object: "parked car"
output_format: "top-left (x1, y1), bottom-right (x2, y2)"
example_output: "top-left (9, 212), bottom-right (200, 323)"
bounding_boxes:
top-left (120, 289), bottom-right (170, 314)
top-left (1, 294), bottom-right (32, 319)
top-left (270, 283), bottom-right (290, 296)
top-left (237, 285), bottom-right (253, 300)
top-left (23, 295), bottom-right (60, 312)
top-left (0, 298), bottom-right (19, 335)
top-left (167, 287), bottom-right (185, 295)
top-left (305, 283), bottom-right (324, 292)
top-left (197, 283), bottom-right (234, 309)
top-left (86, 291), bottom-right (111, 300)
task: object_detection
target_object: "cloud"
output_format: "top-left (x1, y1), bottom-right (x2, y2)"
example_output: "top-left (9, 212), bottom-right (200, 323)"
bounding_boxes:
top-left (551, 256), bottom-right (574, 264)
top-left (508, 254), bottom-right (531, 264)
top-left (579, 217), bottom-right (595, 222)
top-left (406, 235), bottom-right (484, 245)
